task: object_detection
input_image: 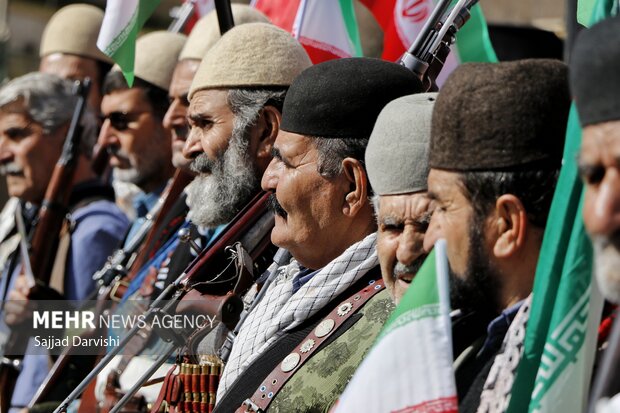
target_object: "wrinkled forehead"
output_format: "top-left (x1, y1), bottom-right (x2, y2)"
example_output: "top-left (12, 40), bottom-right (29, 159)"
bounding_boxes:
top-left (188, 88), bottom-right (231, 117)
top-left (0, 97), bottom-right (28, 116)
top-left (581, 120), bottom-right (620, 163)
top-left (378, 192), bottom-right (431, 219)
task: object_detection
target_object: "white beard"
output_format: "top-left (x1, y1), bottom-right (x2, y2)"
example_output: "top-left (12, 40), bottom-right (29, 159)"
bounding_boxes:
top-left (593, 235), bottom-right (620, 304)
top-left (185, 130), bottom-right (258, 228)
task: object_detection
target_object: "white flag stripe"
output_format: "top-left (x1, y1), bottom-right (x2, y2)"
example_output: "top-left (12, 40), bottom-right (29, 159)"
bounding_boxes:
top-left (97, 0), bottom-right (140, 56)
top-left (294, 0), bottom-right (356, 58)
top-left (335, 240), bottom-right (457, 413)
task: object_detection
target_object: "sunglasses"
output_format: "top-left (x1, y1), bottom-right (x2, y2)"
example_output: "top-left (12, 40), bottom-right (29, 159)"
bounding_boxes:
top-left (100, 111), bottom-right (148, 131)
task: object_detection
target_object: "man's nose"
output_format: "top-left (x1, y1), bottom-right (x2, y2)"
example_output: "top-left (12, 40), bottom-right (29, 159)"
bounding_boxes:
top-left (396, 226), bottom-right (422, 266)
top-left (97, 119), bottom-right (120, 149)
top-left (163, 99), bottom-right (185, 132)
top-left (261, 158), bottom-right (280, 191)
top-left (183, 128), bottom-right (203, 160)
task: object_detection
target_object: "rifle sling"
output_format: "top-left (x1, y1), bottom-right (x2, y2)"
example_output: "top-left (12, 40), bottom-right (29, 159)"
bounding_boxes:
top-left (214, 267), bottom-right (382, 413)
top-left (242, 278), bottom-right (385, 412)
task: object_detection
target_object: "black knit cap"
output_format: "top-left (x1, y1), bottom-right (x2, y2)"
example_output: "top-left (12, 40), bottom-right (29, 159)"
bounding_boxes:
top-left (570, 14), bottom-right (620, 127)
top-left (280, 57), bottom-right (424, 138)
top-left (430, 59), bottom-right (570, 171)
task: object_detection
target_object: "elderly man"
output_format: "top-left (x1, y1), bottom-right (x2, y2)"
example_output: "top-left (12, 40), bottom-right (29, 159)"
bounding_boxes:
top-left (39, 4), bottom-right (112, 114)
top-left (213, 57), bottom-right (423, 412)
top-left (570, 15), bottom-right (620, 411)
top-left (365, 93), bottom-right (435, 304)
top-left (0, 72), bottom-right (128, 412)
top-left (91, 20), bottom-right (311, 410)
top-left (164, 4), bottom-right (269, 172)
top-left (422, 60), bottom-right (570, 412)
top-left (98, 31), bottom-right (185, 228)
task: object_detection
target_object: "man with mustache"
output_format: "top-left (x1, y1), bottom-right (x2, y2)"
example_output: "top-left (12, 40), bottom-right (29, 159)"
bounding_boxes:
top-left (97, 31), bottom-right (185, 232)
top-left (365, 93), bottom-right (435, 304)
top-left (164, 4), bottom-right (269, 173)
top-left (422, 60), bottom-right (570, 412)
top-left (569, 15), bottom-right (620, 411)
top-left (91, 12), bottom-right (275, 409)
top-left (0, 72), bottom-right (129, 412)
top-left (214, 57), bottom-right (423, 412)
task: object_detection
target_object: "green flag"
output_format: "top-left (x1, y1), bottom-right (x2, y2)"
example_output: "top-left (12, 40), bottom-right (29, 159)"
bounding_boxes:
top-left (506, 3), bottom-right (618, 411)
top-left (96, 0), bottom-right (161, 86)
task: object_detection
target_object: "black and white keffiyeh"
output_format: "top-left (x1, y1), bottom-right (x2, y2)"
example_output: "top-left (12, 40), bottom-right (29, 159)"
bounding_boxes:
top-left (217, 232), bottom-right (378, 399)
top-left (477, 294), bottom-right (532, 413)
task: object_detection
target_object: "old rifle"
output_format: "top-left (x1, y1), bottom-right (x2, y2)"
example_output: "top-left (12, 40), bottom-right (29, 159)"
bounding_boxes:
top-left (0, 79), bottom-right (91, 413)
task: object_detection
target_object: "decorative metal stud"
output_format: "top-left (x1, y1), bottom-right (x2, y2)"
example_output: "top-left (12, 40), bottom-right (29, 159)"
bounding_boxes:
top-left (300, 338), bottom-right (315, 353)
top-left (337, 302), bottom-right (353, 317)
top-left (315, 319), bottom-right (335, 337)
top-left (281, 352), bottom-right (301, 372)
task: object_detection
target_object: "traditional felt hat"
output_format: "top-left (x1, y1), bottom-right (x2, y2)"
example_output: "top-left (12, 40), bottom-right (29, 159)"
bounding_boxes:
top-left (366, 93), bottom-right (435, 195)
top-left (570, 15), bottom-right (620, 127)
top-left (280, 57), bottom-right (424, 139)
top-left (40, 4), bottom-right (112, 64)
top-left (189, 23), bottom-right (311, 99)
top-left (180, 4), bottom-right (270, 61)
top-left (113, 31), bottom-right (186, 91)
top-left (430, 59), bottom-right (570, 171)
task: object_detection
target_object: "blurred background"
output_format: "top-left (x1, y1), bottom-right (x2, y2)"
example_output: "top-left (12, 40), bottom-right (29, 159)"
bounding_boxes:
top-left (0, 0), bottom-right (569, 205)
top-left (1, 0), bottom-right (567, 80)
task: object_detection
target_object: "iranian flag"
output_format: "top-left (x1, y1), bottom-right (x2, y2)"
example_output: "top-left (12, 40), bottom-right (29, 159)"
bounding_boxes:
top-left (97, 0), bottom-right (161, 86)
top-left (251, 0), bottom-right (362, 63)
top-left (503, 3), bottom-right (619, 408)
top-left (359, 0), bottom-right (497, 84)
top-left (334, 240), bottom-right (457, 413)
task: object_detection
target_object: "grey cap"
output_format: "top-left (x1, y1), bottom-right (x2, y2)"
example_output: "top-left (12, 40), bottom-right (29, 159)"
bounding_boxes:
top-left (366, 93), bottom-right (436, 196)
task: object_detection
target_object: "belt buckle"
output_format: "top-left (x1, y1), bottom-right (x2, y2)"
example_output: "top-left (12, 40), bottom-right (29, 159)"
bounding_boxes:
top-left (242, 399), bottom-right (264, 413)
top-left (109, 280), bottom-right (130, 302)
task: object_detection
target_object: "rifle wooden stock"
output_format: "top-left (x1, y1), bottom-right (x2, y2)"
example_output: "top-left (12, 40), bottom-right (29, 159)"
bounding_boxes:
top-left (0, 79), bottom-right (91, 413)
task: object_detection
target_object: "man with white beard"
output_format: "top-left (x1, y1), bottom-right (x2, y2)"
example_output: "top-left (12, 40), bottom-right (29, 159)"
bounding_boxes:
top-left (182, 22), bottom-right (311, 230)
top-left (90, 21), bottom-right (310, 411)
top-left (569, 15), bottom-right (620, 411)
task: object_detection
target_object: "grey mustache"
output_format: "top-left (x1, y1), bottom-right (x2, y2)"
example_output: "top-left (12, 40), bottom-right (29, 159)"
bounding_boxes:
top-left (0, 163), bottom-right (23, 176)
top-left (392, 254), bottom-right (427, 279)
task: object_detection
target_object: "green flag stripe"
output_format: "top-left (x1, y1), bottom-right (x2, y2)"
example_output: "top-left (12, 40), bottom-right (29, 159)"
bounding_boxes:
top-left (339, 0), bottom-right (363, 57)
top-left (454, 4), bottom-right (498, 63)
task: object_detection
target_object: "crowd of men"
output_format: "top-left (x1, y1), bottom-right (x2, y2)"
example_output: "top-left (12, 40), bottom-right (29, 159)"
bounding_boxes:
top-left (0, 3), bottom-right (618, 413)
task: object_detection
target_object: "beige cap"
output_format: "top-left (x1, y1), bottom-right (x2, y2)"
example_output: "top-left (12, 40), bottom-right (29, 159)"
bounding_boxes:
top-left (180, 4), bottom-right (270, 61)
top-left (189, 22), bottom-right (311, 99)
top-left (40, 4), bottom-right (112, 64)
top-left (113, 31), bottom-right (186, 91)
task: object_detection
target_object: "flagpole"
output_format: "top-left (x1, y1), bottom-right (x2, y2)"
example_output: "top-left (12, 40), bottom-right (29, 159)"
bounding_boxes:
top-left (214, 0), bottom-right (235, 34)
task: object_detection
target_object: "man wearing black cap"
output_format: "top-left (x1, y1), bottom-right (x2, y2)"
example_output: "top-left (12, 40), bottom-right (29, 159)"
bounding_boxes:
top-left (423, 59), bottom-right (570, 412)
top-left (214, 57), bottom-right (423, 412)
top-left (570, 15), bottom-right (620, 411)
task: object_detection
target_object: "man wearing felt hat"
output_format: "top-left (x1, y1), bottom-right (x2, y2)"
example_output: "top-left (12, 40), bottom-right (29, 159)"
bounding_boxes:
top-left (98, 31), bottom-right (185, 234)
top-left (164, 4), bottom-right (269, 172)
top-left (569, 15), bottom-right (620, 412)
top-left (39, 4), bottom-right (113, 115)
top-left (422, 59), bottom-right (570, 413)
top-left (213, 57), bottom-right (423, 412)
top-left (89, 12), bottom-right (274, 409)
top-left (366, 93), bottom-right (435, 305)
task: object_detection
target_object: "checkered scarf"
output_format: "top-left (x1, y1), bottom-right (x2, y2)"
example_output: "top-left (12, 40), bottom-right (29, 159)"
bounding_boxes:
top-left (477, 294), bottom-right (532, 413)
top-left (217, 232), bottom-right (378, 399)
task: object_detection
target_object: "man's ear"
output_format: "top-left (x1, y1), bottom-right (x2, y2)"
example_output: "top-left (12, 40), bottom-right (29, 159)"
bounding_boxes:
top-left (341, 158), bottom-right (368, 217)
top-left (492, 194), bottom-right (528, 258)
top-left (255, 106), bottom-right (281, 163)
